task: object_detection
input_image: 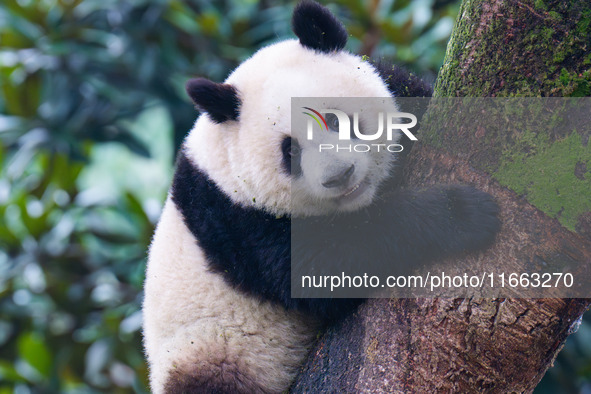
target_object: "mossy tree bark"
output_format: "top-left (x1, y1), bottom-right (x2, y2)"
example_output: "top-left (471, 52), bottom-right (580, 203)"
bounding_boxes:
top-left (292, 0), bottom-right (590, 392)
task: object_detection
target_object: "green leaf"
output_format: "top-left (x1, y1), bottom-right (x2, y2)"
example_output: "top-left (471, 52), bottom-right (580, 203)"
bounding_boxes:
top-left (111, 130), bottom-right (152, 158)
top-left (17, 332), bottom-right (52, 378)
top-left (125, 192), bottom-right (150, 225)
top-left (0, 359), bottom-right (25, 383)
top-left (88, 229), bottom-right (138, 244)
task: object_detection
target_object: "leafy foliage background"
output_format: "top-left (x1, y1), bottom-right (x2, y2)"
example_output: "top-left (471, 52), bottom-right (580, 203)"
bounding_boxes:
top-left (0, 0), bottom-right (587, 392)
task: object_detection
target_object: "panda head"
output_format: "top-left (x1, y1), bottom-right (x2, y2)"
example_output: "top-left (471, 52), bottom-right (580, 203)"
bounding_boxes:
top-left (183, 0), bottom-right (399, 217)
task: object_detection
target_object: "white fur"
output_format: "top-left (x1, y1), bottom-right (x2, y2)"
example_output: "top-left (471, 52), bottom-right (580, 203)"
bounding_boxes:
top-left (144, 39), bottom-right (395, 393)
top-left (143, 198), bottom-right (318, 393)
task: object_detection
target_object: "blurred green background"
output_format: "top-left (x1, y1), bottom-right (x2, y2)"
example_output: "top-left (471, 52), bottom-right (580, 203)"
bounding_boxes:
top-left (0, 0), bottom-right (588, 393)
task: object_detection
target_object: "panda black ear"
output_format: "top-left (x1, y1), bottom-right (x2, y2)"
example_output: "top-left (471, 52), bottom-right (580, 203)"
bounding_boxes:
top-left (185, 78), bottom-right (241, 124)
top-left (292, 0), bottom-right (347, 53)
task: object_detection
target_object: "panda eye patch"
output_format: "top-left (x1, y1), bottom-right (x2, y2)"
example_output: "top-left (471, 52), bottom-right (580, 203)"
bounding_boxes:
top-left (288, 143), bottom-right (301, 157)
top-left (326, 113), bottom-right (339, 131)
top-left (282, 137), bottom-right (301, 157)
top-left (282, 137), bottom-right (302, 176)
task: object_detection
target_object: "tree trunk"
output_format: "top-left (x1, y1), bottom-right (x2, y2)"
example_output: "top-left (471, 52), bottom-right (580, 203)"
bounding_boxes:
top-left (292, 0), bottom-right (591, 392)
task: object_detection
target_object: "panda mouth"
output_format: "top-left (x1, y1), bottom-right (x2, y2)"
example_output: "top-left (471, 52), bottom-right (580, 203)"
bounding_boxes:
top-left (343, 183), bottom-right (361, 196)
top-left (339, 181), bottom-right (368, 201)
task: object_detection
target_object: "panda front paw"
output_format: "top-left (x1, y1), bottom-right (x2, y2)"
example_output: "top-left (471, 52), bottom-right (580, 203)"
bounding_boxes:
top-left (444, 185), bottom-right (501, 252)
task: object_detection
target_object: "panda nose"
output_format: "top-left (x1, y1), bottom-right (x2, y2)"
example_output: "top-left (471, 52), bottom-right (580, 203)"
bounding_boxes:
top-left (322, 164), bottom-right (355, 189)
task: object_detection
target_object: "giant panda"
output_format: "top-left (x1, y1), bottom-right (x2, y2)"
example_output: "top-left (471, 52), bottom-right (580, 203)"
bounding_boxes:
top-left (142, 1), bottom-right (501, 393)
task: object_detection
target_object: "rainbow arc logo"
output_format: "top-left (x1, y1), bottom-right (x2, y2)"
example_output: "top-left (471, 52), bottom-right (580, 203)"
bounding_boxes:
top-left (300, 106), bottom-right (418, 142)
top-left (302, 107), bottom-right (328, 131)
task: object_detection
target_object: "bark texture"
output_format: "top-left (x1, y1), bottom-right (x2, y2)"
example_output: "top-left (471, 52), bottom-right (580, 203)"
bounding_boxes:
top-left (292, 0), bottom-right (590, 392)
